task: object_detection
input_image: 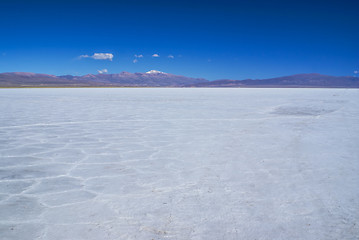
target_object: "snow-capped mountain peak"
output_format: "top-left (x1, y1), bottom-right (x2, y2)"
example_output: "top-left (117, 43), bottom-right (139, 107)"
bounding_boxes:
top-left (146, 70), bottom-right (166, 74)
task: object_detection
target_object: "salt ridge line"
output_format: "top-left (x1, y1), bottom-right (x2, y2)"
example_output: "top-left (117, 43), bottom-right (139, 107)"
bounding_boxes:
top-left (0, 116), bottom-right (334, 129)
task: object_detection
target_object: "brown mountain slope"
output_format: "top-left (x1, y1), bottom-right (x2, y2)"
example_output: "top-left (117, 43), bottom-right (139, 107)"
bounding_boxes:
top-left (0, 71), bottom-right (207, 87)
top-left (1, 72), bottom-right (358, 88)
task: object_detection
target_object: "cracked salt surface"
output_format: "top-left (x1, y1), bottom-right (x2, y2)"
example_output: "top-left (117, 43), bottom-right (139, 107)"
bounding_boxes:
top-left (0, 88), bottom-right (358, 239)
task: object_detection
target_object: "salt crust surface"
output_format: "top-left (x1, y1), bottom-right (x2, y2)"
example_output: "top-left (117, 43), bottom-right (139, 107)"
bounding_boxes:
top-left (0, 88), bottom-right (358, 239)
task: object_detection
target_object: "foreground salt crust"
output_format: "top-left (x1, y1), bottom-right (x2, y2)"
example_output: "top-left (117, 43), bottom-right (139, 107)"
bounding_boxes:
top-left (0, 88), bottom-right (358, 240)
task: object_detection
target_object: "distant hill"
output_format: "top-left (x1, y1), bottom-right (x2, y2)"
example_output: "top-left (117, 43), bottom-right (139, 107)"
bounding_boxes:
top-left (189, 73), bottom-right (359, 88)
top-left (0, 71), bottom-right (207, 87)
top-left (0, 72), bottom-right (96, 87)
top-left (0, 72), bottom-right (358, 88)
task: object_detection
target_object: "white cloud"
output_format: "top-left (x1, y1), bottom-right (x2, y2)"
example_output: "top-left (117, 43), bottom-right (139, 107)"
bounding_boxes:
top-left (133, 59), bottom-right (138, 63)
top-left (354, 70), bottom-right (359, 74)
top-left (79, 53), bottom-right (114, 61)
top-left (134, 54), bottom-right (143, 58)
top-left (152, 54), bottom-right (160, 57)
top-left (93, 53), bottom-right (113, 60)
top-left (168, 55), bottom-right (174, 59)
top-left (97, 69), bottom-right (108, 74)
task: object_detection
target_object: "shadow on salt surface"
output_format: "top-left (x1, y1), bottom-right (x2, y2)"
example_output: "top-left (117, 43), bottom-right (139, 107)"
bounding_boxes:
top-left (271, 105), bottom-right (337, 116)
top-left (0, 223), bottom-right (44, 240)
top-left (0, 195), bottom-right (45, 221)
top-left (40, 190), bottom-right (96, 207)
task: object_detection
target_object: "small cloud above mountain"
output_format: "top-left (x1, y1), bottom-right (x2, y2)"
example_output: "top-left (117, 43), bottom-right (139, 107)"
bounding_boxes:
top-left (152, 54), bottom-right (160, 57)
top-left (133, 54), bottom-right (143, 63)
top-left (168, 55), bottom-right (174, 59)
top-left (79, 53), bottom-right (113, 61)
top-left (97, 69), bottom-right (108, 74)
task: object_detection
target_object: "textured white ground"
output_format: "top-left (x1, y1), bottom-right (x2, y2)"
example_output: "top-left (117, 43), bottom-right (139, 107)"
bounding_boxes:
top-left (0, 88), bottom-right (358, 240)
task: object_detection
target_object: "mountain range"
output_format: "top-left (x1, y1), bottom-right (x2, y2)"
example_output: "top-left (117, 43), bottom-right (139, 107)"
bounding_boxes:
top-left (0, 71), bottom-right (358, 88)
top-left (0, 70), bottom-right (206, 87)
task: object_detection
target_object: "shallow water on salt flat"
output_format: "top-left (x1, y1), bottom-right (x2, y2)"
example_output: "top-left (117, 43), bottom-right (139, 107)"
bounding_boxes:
top-left (0, 88), bottom-right (358, 240)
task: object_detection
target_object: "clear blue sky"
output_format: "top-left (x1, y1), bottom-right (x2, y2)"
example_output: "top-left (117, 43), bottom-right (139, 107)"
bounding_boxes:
top-left (0, 0), bottom-right (358, 80)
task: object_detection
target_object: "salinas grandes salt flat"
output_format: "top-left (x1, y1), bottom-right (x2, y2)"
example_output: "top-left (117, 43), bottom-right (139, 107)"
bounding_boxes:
top-left (0, 88), bottom-right (358, 240)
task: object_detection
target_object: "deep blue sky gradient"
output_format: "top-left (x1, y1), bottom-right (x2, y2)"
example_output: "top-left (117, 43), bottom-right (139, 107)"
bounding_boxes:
top-left (0, 0), bottom-right (358, 80)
